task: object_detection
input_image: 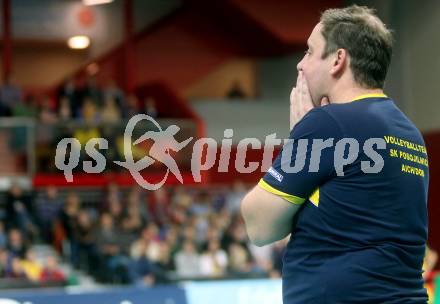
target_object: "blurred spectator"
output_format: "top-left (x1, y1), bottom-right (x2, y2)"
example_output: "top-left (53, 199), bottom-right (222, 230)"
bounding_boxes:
top-left (149, 187), bottom-right (170, 227)
top-left (0, 248), bottom-right (11, 277)
top-left (170, 187), bottom-right (192, 225)
top-left (169, 203), bottom-right (189, 226)
top-left (75, 209), bottom-right (97, 272)
top-left (0, 75), bottom-right (23, 117)
top-left (95, 213), bottom-right (130, 283)
top-left (7, 229), bottom-right (28, 259)
top-left (95, 213), bottom-right (118, 253)
top-left (129, 239), bottom-right (156, 286)
top-left (130, 224), bottom-right (164, 285)
top-left (226, 81), bottom-right (246, 99)
top-left (59, 78), bottom-right (79, 118)
top-left (130, 224), bottom-right (161, 263)
top-left (221, 216), bottom-right (249, 254)
top-left (6, 184), bottom-right (38, 239)
top-left (228, 242), bottom-right (252, 275)
top-left (199, 239), bottom-right (228, 277)
top-left (20, 248), bottom-right (43, 282)
top-left (164, 225), bottom-right (180, 257)
top-left (0, 222), bottom-right (7, 248)
top-left (40, 255), bottom-right (66, 283)
top-left (206, 220), bottom-right (224, 244)
top-left (108, 195), bottom-right (124, 225)
top-left (123, 94), bottom-right (140, 118)
top-left (60, 192), bottom-right (81, 267)
top-left (121, 204), bottom-right (145, 238)
top-left (225, 180), bottom-right (247, 214)
top-left (194, 214), bottom-right (212, 246)
top-left (101, 96), bottom-right (121, 124)
top-left (172, 186), bottom-right (193, 208)
top-left (58, 96), bottom-right (72, 121)
top-left (212, 208), bottom-right (232, 232)
top-left (143, 97), bottom-right (158, 118)
top-left (249, 242), bottom-right (274, 274)
top-left (181, 225), bottom-right (197, 248)
top-left (10, 257), bottom-right (27, 279)
top-left (102, 182), bottom-right (122, 211)
top-left (35, 185), bottom-right (63, 243)
top-left (36, 97), bottom-right (57, 164)
top-left (60, 192), bottom-right (80, 240)
top-left (174, 240), bottom-right (200, 278)
top-left (156, 242), bottom-right (174, 273)
top-left (80, 97), bottom-right (99, 124)
top-left (103, 79), bottom-right (124, 109)
top-left (84, 75), bottom-right (103, 107)
top-left (127, 186), bottom-right (150, 223)
top-left (190, 191), bottom-right (212, 217)
top-left (132, 241), bottom-right (172, 285)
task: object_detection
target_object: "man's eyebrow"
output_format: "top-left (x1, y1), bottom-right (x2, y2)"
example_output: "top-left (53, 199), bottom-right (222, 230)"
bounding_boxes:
top-left (306, 40), bottom-right (312, 49)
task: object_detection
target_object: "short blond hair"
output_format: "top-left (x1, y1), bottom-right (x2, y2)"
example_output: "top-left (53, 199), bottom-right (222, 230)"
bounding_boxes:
top-left (320, 5), bottom-right (394, 89)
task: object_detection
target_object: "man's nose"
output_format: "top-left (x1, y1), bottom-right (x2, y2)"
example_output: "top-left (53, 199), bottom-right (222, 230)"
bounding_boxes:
top-left (297, 59), bottom-right (303, 72)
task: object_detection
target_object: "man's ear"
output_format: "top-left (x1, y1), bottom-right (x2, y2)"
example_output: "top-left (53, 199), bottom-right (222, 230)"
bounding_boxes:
top-left (330, 49), bottom-right (347, 76)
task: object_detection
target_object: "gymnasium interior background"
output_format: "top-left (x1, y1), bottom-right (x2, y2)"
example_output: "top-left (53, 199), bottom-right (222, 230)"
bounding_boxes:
top-left (0, 0), bottom-right (439, 303)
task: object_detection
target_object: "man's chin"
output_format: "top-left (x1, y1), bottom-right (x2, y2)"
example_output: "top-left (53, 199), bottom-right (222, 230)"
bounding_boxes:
top-left (311, 98), bottom-right (320, 108)
top-left (312, 94), bottom-right (328, 107)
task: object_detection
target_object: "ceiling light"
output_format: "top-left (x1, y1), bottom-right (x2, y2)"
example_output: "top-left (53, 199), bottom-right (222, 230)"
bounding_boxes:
top-left (83, 0), bottom-right (114, 6)
top-left (67, 35), bottom-right (90, 49)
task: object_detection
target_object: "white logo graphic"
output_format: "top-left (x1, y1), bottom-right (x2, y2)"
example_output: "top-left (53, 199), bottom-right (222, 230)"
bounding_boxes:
top-left (268, 167), bottom-right (283, 182)
top-left (0, 300), bottom-right (21, 304)
top-left (114, 114), bottom-right (193, 190)
top-left (55, 114), bottom-right (388, 190)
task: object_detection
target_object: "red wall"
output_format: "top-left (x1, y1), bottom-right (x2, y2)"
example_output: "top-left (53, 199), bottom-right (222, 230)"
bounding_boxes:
top-left (424, 132), bottom-right (440, 251)
top-left (232, 0), bottom-right (342, 44)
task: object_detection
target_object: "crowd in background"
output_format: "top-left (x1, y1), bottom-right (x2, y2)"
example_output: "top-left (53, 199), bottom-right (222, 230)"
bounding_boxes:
top-left (0, 184), bottom-right (65, 284)
top-left (0, 180), bottom-right (286, 286)
top-left (0, 75), bottom-right (169, 173)
top-left (0, 75), bottom-right (159, 124)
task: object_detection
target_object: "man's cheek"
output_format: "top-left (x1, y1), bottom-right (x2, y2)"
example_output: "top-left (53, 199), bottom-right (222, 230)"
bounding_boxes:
top-left (308, 85), bottom-right (321, 108)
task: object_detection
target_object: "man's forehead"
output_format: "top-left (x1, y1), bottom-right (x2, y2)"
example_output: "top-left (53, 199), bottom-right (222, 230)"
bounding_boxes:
top-left (308, 23), bottom-right (323, 45)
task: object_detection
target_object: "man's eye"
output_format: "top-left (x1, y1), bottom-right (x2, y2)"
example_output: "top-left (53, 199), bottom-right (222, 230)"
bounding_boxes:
top-left (304, 50), bottom-right (311, 55)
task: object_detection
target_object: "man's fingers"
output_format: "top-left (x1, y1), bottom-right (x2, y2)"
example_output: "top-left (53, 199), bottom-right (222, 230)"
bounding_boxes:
top-left (299, 71), bottom-right (307, 100)
top-left (290, 87), bottom-right (296, 104)
top-left (298, 72), bottom-right (313, 109)
top-left (290, 71), bottom-right (318, 129)
top-left (299, 72), bottom-right (306, 96)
